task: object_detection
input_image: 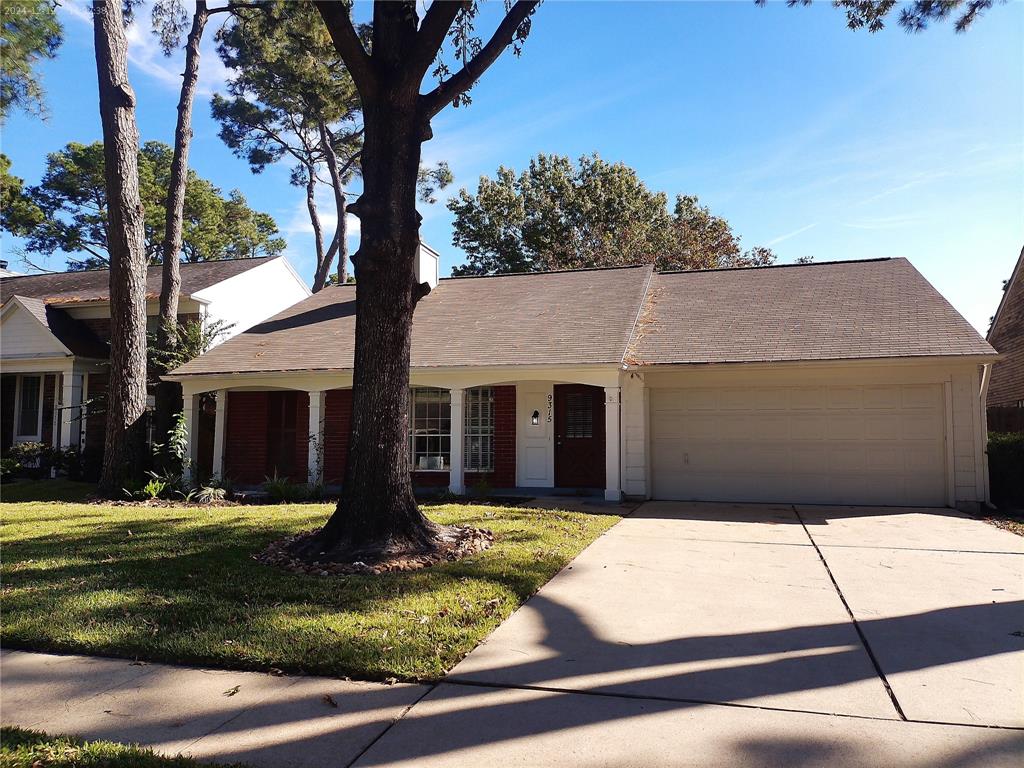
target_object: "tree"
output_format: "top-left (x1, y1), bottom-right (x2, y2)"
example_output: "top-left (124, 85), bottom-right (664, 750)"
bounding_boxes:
top-left (0, 154), bottom-right (44, 235)
top-left (448, 154), bottom-right (775, 275)
top-left (767, 0), bottom-right (1004, 33)
top-left (287, 0), bottom-right (540, 564)
top-left (0, 0), bottom-right (62, 121)
top-left (17, 141), bottom-right (284, 270)
top-left (212, 1), bottom-right (363, 291)
top-left (92, 0), bottom-right (148, 496)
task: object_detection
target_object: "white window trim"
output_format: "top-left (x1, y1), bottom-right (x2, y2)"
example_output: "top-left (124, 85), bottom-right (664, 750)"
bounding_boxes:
top-left (13, 374), bottom-right (44, 443)
top-left (464, 386), bottom-right (495, 473)
top-left (409, 387), bottom-right (451, 472)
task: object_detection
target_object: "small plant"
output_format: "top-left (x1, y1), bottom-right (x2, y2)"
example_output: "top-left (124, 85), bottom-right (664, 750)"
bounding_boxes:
top-left (470, 478), bottom-right (494, 499)
top-left (189, 484), bottom-right (227, 504)
top-left (263, 471), bottom-right (306, 503)
top-left (1, 456), bottom-right (21, 481)
top-left (140, 476), bottom-right (169, 500)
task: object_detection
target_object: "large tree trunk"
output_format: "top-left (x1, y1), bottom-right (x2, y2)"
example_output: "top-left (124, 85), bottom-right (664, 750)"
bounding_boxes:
top-left (315, 122), bottom-right (349, 289)
top-left (155, 1), bottom-right (208, 465)
top-left (316, 93), bottom-right (438, 554)
top-left (305, 166), bottom-right (330, 293)
top-left (94, 0), bottom-right (148, 495)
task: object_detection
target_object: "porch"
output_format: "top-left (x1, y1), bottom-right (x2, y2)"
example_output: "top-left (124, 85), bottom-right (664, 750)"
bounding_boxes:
top-left (178, 369), bottom-right (633, 502)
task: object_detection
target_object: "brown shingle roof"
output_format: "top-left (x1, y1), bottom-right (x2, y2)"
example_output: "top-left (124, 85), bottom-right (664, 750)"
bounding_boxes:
top-left (0, 257), bottom-right (275, 306)
top-left (172, 265), bottom-right (655, 375)
top-left (629, 258), bottom-right (995, 365)
top-left (169, 257), bottom-right (994, 378)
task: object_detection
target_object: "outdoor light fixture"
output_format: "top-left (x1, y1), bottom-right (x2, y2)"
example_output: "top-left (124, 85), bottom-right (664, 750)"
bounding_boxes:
top-left (531, 410), bottom-right (540, 425)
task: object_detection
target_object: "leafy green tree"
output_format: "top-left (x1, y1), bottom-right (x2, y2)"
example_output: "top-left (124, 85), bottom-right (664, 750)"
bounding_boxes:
top-left (18, 141), bottom-right (284, 270)
top-left (0, 0), bottom-right (62, 121)
top-left (449, 154), bottom-right (774, 275)
top-left (768, 0), bottom-right (1004, 33)
top-left (0, 154), bottom-right (44, 235)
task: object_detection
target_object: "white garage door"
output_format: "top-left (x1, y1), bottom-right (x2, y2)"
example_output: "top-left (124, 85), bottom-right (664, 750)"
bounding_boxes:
top-left (650, 383), bottom-right (947, 506)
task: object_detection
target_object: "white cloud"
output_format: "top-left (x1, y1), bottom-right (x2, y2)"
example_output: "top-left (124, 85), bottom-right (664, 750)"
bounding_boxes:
top-left (764, 222), bottom-right (817, 247)
top-left (61, 0), bottom-right (231, 97)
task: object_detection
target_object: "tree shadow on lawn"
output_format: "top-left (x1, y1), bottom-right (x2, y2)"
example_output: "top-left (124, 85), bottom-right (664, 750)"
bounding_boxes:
top-left (1, 508), bottom-right (598, 679)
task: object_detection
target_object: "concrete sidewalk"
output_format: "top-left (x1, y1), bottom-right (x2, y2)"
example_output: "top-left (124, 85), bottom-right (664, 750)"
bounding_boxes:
top-left (2, 502), bottom-right (1022, 766)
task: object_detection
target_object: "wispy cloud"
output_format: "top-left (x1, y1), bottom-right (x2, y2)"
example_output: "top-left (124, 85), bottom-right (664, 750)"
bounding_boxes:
top-left (60, 0), bottom-right (230, 98)
top-left (765, 222), bottom-right (817, 246)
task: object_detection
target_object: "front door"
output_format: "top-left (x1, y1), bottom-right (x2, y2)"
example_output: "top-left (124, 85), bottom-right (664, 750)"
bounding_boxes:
top-left (554, 384), bottom-right (605, 489)
top-left (266, 390), bottom-right (298, 480)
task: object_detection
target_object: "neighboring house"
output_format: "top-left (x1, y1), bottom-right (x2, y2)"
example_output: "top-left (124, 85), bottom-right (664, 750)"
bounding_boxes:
top-left (0, 256), bottom-right (310, 463)
top-left (987, 246), bottom-right (1024, 420)
top-left (167, 255), bottom-right (996, 511)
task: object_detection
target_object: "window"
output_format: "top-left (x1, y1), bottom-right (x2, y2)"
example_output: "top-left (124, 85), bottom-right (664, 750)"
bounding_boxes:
top-left (16, 375), bottom-right (42, 439)
top-left (465, 387), bottom-right (494, 472)
top-left (410, 387), bottom-right (450, 470)
top-left (564, 392), bottom-right (593, 438)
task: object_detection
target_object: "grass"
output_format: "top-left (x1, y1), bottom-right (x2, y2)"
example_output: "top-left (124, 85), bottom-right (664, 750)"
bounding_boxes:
top-left (0, 496), bottom-right (618, 681)
top-left (1, 479), bottom-right (96, 503)
top-left (0, 726), bottom-right (243, 767)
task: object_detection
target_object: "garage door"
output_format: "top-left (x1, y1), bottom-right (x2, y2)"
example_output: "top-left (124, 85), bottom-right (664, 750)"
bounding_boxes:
top-left (650, 383), bottom-right (947, 506)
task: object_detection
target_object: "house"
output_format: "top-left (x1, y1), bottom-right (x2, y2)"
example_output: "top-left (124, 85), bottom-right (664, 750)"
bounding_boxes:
top-left (166, 255), bottom-right (996, 511)
top-left (986, 247), bottom-right (1024, 429)
top-left (1, 256), bottom-right (310, 464)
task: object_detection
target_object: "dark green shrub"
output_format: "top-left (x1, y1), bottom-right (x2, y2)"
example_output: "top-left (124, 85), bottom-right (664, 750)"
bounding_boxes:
top-left (988, 432), bottom-right (1024, 508)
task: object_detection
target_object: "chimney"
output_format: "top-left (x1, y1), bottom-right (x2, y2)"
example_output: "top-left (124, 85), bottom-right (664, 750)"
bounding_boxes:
top-left (0, 260), bottom-right (8, 270)
top-left (415, 242), bottom-right (439, 291)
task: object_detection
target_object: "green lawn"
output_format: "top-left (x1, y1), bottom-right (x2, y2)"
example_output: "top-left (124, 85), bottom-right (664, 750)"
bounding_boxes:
top-left (0, 497), bottom-right (617, 681)
top-left (1, 479), bottom-right (96, 503)
top-left (0, 726), bottom-right (242, 767)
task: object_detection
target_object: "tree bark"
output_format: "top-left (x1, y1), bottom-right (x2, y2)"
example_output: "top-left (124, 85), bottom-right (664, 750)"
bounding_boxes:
top-left (156, 1), bottom-right (208, 463)
top-left (316, 57), bottom-right (437, 553)
top-left (314, 121), bottom-right (349, 289)
top-left (94, 0), bottom-right (149, 495)
top-left (305, 164), bottom-right (330, 293)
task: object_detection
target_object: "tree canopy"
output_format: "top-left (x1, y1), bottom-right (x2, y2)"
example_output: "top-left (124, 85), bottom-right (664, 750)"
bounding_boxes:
top-left (6, 141), bottom-right (285, 270)
top-left (448, 154), bottom-right (776, 276)
top-left (0, 0), bottom-right (62, 121)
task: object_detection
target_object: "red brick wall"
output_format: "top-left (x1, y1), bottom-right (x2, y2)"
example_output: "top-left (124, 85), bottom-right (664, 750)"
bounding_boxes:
top-left (989, 261), bottom-right (1024, 409)
top-left (79, 317), bottom-right (112, 342)
top-left (84, 373), bottom-right (108, 452)
top-left (224, 391), bottom-right (268, 484)
top-left (320, 385), bottom-right (517, 490)
top-left (1, 375), bottom-right (16, 452)
top-left (323, 389), bottom-right (352, 484)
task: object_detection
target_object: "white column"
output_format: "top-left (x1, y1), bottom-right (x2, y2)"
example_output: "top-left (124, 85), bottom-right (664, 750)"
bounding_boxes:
top-left (604, 386), bottom-right (622, 502)
top-left (307, 390), bottom-right (326, 486)
top-left (182, 393), bottom-right (200, 485)
top-left (59, 371), bottom-right (84, 449)
top-left (448, 388), bottom-right (465, 495)
top-left (211, 390), bottom-right (227, 480)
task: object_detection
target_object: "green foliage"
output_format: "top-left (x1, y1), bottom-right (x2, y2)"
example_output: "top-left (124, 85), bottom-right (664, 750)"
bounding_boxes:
top-left (188, 484), bottom-right (227, 504)
top-left (1, 726), bottom-right (243, 767)
top-left (764, 0), bottom-right (1004, 34)
top-left (2, 442), bottom-right (79, 480)
top-left (449, 154), bottom-right (777, 275)
top-left (0, 0), bottom-right (62, 121)
top-left (16, 141), bottom-right (285, 270)
top-left (148, 317), bottom-right (234, 377)
top-left (1, 456), bottom-right (20, 481)
top-left (1, 501), bottom-right (617, 680)
top-left (988, 432), bottom-right (1024, 508)
top-left (0, 153), bottom-right (44, 235)
top-left (262, 471), bottom-right (308, 503)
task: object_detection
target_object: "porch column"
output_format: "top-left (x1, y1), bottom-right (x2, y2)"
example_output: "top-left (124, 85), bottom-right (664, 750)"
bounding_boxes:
top-left (211, 390), bottom-right (227, 479)
top-left (182, 393), bottom-right (200, 485)
top-left (58, 371), bottom-right (84, 449)
top-left (448, 388), bottom-right (465, 495)
top-left (604, 386), bottom-right (622, 502)
top-left (308, 390), bottom-right (326, 486)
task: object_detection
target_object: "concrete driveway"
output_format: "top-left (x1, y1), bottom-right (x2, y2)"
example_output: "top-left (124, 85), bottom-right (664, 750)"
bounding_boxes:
top-left (358, 502), bottom-right (1024, 766)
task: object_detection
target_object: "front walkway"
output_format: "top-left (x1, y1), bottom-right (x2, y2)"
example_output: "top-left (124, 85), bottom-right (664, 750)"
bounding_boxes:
top-left (3, 503), bottom-right (1022, 766)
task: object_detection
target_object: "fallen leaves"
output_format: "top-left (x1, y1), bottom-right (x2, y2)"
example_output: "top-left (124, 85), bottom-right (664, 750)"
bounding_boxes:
top-left (222, 685), bottom-right (240, 697)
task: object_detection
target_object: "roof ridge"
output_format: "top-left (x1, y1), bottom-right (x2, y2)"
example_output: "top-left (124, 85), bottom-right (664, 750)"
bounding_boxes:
top-left (0, 255), bottom-right (275, 281)
top-left (656, 257), bottom-right (894, 276)
top-left (440, 264), bottom-right (650, 281)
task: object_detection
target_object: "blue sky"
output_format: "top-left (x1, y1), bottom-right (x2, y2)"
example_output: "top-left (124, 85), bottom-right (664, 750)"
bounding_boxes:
top-left (1, 0), bottom-right (1021, 334)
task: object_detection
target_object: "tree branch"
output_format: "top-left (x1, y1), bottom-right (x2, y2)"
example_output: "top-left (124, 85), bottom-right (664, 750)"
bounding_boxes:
top-left (420, 0), bottom-right (539, 118)
top-left (407, 1), bottom-right (467, 82)
top-left (314, 1), bottom-right (376, 97)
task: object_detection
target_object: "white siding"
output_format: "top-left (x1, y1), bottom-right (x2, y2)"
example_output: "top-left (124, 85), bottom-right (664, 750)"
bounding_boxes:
top-left (621, 372), bottom-right (648, 498)
top-left (0, 303), bottom-right (68, 358)
top-left (192, 257), bottom-right (310, 343)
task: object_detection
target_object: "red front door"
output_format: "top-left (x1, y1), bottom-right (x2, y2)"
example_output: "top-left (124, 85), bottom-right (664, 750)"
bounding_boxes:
top-left (266, 391), bottom-right (299, 480)
top-left (554, 384), bottom-right (605, 489)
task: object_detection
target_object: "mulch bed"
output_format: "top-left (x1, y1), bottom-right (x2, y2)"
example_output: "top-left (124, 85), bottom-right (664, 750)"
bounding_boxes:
top-left (256, 525), bottom-right (494, 576)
